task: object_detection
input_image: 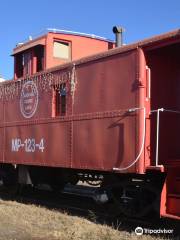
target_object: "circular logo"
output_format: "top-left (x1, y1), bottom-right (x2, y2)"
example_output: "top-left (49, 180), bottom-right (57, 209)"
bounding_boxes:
top-left (20, 81), bottom-right (38, 118)
top-left (135, 227), bottom-right (143, 236)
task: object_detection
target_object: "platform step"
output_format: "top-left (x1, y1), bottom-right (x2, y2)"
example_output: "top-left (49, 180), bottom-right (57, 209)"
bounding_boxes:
top-left (63, 184), bottom-right (97, 198)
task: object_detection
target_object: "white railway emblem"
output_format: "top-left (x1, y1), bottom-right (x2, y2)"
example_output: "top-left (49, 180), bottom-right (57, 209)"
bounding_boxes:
top-left (20, 81), bottom-right (38, 118)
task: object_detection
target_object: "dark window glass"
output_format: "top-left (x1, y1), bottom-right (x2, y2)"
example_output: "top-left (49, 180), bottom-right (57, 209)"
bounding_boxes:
top-left (15, 54), bottom-right (23, 78)
top-left (23, 51), bottom-right (32, 75)
top-left (34, 45), bottom-right (44, 72)
top-left (55, 83), bottom-right (66, 116)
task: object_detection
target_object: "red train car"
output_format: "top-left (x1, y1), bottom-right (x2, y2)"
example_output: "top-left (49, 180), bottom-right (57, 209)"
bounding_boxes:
top-left (0, 28), bottom-right (180, 220)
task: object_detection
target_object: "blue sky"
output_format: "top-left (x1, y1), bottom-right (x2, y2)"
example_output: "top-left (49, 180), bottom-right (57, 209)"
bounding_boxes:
top-left (1, 0), bottom-right (180, 79)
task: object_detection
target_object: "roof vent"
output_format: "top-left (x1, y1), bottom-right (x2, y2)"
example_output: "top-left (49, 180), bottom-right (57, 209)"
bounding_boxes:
top-left (112, 26), bottom-right (124, 47)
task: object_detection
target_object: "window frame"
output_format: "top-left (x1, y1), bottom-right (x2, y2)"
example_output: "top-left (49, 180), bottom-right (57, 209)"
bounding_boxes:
top-left (53, 83), bottom-right (67, 117)
top-left (53, 39), bottom-right (71, 61)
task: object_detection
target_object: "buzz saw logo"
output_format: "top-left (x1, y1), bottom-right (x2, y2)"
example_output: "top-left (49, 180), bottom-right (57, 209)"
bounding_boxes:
top-left (20, 81), bottom-right (38, 118)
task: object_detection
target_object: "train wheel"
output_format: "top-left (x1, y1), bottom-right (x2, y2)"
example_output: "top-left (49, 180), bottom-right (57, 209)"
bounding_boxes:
top-left (111, 179), bottom-right (159, 218)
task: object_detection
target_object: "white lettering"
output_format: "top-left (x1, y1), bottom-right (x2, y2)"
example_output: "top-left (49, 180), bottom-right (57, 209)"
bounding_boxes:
top-left (12, 138), bottom-right (21, 152)
top-left (11, 138), bottom-right (45, 153)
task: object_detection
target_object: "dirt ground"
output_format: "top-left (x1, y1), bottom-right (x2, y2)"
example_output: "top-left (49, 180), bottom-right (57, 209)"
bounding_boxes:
top-left (0, 199), bottom-right (176, 240)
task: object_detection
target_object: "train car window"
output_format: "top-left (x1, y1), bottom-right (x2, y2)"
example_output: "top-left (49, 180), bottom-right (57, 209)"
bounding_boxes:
top-left (15, 54), bottom-right (23, 78)
top-left (34, 45), bottom-right (44, 72)
top-left (53, 41), bottom-right (70, 59)
top-left (55, 83), bottom-right (66, 116)
top-left (23, 51), bottom-right (32, 75)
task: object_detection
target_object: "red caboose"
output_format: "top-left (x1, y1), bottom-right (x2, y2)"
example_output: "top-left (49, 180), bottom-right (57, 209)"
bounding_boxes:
top-left (0, 28), bottom-right (180, 220)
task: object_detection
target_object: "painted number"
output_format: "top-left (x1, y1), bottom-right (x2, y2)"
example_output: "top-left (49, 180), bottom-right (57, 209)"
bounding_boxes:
top-left (11, 138), bottom-right (45, 153)
top-left (39, 139), bottom-right (45, 152)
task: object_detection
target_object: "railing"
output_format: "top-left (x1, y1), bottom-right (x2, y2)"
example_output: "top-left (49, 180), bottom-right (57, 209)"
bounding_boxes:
top-left (150, 108), bottom-right (180, 167)
top-left (113, 106), bottom-right (146, 171)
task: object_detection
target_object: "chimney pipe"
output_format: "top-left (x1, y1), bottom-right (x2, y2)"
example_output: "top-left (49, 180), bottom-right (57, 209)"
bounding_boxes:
top-left (112, 26), bottom-right (124, 47)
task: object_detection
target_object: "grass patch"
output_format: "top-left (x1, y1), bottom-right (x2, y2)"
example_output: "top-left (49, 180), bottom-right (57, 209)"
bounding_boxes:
top-left (0, 200), bottom-right (171, 240)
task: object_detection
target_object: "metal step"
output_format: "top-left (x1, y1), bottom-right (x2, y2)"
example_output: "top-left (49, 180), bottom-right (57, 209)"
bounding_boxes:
top-left (63, 184), bottom-right (98, 198)
top-left (62, 184), bottom-right (109, 204)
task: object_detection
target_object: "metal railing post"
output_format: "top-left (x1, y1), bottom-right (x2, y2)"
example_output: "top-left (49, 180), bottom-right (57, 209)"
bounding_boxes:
top-left (151, 108), bottom-right (164, 167)
top-left (155, 109), bottom-right (160, 166)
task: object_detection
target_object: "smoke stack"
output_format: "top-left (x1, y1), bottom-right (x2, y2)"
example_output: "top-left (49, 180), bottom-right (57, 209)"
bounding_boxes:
top-left (113, 26), bottom-right (124, 47)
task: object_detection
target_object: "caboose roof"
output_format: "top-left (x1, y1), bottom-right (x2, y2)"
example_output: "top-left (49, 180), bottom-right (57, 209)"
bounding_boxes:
top-left (12, 29), bottom-right (114, 55)
top-left (47, 28), bottom-right (113, 42)
top-left (12, 35), bottom-right (46, 55)
top-left (8, 28), bottom-right (180, 83)
top-left (69, 28), bottom-right (180, 65)
top-left (41, 28), bottom-right (180, 72)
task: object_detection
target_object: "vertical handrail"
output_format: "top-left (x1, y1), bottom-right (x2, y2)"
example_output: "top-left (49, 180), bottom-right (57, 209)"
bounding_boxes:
top-left (113, 107), bottom-right (146, 171)
top-left (150, 108), bottom-right (180, 167)
top-left (150, 108), bottom-right (164, 166)
top-left (155, 108), bottom-right (164, 166)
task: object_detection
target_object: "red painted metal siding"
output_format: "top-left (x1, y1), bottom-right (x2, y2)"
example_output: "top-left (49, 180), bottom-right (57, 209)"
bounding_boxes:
top-left (0, 48), bottom-right (145, 173)
top-left (46, 33), bottom-right (113, 69)
top-left (71, 50), bottom-right (142, 171)
top-left (73, 51), bottom-right (138, 114)
top-left (72, 113), bottom-right (137, 171)
top-left (4, 122), bottom-right (71, 167)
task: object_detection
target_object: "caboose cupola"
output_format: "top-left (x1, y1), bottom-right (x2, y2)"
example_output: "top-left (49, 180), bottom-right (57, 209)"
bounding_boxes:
top-left (12, 29), bottom-right (114, 80)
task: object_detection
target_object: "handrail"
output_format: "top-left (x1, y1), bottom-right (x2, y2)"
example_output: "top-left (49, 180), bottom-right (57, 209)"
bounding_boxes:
top-left (113, 107), bottom-right (146, 171)
top-left (150, 108), bottom-right (180, 166)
